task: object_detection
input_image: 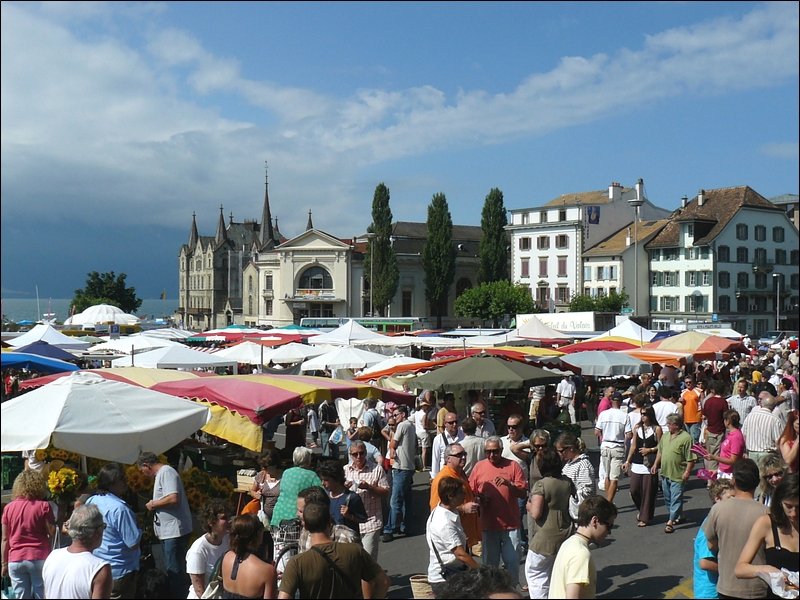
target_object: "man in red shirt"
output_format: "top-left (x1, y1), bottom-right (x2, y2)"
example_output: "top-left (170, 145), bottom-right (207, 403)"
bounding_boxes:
top-left (468, 436), bottom-right (527, 588)
top-left (702, 380), bottom-right (729, 471)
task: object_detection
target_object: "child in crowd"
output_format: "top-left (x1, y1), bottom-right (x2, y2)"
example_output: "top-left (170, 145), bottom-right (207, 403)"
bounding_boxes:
top-left (693, 478), bottom-right (734, 599)
top-left (345, 417), bottom-right (359, 451)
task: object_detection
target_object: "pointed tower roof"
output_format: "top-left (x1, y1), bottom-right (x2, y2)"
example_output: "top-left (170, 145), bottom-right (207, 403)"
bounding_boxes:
top-left (260, 162), bottom-right (276, 249)
top-left (215, 204), bottom-right (228, 245)
top-left (189, 212), bottom-right (199, 250)
top-left (306, 209), bottom-right (314, 231)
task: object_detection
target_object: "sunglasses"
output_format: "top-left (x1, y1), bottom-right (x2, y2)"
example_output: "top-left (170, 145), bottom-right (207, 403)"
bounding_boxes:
top-left (533, 444), bottom-right (547, 450)
top-left (507, 424), bottom-right (520, 429)
top-left (472, 411), bottom-right (486, 415)
top-left (449, 452), bottom-right (467, 458)
top-left (766, 472), bottom-right (783, 479)
top-left (350, 451), bottom-right (366, 456)
top-left (556, 447), bottom-right (573, 454)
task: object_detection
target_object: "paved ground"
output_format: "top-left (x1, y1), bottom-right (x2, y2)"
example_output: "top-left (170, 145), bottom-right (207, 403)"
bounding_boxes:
top-left (275, 420), bottom-right (706, 598)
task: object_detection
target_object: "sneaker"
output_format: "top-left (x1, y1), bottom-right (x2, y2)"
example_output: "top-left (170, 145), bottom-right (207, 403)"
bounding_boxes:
top-left (381, 533), bottom-right (393, 543)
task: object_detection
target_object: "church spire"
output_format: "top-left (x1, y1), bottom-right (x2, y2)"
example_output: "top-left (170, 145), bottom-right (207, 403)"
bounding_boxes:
top-left (189, 212), bottom-right (199, 250)
top-left (260, 161), bottom-right (276, 248)
top-left (306, 209), bottom-right (313, 231)
top-left (215, 204), bottom-right (228, 245)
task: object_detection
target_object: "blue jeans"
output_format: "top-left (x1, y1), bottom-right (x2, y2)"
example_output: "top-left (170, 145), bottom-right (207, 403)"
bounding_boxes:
top-left (161, 534), bottom-right (190, 598)
top-left (9, 559), bottom-right (45, 599)
top-left (660, 476), bottom-right (685, 523)
top-left (686, 422), bottom-right (702, 444)
top-left (482, 529), bottom-right (521, 586)
top-left (383, 468), bottom-right (413, 535)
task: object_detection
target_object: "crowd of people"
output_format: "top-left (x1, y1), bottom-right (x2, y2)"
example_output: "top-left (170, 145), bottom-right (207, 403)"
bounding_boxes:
top-left (1, 341), bottom-right (798, 599)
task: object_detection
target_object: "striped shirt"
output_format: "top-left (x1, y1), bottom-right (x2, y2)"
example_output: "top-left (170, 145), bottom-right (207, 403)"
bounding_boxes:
top-left (561, 453), bottom-right (596, 521)
top-left (726, 393), bottom-right (756, 422)
top-left (741, 407), bottom-right (784, 453)
top-left (343, 461), bottom-right (389, 534)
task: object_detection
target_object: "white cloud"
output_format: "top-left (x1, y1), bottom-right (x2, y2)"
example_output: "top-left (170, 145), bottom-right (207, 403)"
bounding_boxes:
top-left (1, 1), bottom-right (797, 240)
top-left (760, 142), bottom-right (799, 161)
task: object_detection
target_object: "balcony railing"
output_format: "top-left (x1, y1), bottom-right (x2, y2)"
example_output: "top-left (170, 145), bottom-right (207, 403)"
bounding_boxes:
top-left (751, 259), bottom-right (775, 274)
top-left (262, 289), bottom-right (274, 299)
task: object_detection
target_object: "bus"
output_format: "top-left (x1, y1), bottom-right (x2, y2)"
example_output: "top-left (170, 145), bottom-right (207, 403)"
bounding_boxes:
top-left (299, 317), bottom-right (429, 334)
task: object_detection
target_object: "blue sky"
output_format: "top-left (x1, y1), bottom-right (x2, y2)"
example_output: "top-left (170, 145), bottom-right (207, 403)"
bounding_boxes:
top-left (2, 1), bottom-right (798, 299)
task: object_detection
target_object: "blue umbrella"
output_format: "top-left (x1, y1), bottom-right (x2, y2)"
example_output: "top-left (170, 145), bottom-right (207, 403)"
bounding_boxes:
top-left (13, 341), bottom-right (78, 363)
top-left (1, 352), bottom-right (80, 374)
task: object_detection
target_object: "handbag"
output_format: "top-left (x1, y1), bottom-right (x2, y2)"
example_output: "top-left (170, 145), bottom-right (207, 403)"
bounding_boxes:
top-left (200, 556), bottom-right (224, 599)
top-left (240, 498), bottom-right (260, 515)
top-left (427, 532), bottom-right (467, 580)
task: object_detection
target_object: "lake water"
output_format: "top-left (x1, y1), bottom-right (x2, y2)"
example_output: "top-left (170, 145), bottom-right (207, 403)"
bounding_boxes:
top-left (1, 298), bottom-right (178, 323)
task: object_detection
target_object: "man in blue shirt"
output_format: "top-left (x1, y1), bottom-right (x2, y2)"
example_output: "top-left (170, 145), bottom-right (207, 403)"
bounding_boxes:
top-left (85, 462), bottom-right (141, 599)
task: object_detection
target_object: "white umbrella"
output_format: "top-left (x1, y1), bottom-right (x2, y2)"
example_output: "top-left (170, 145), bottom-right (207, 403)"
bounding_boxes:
top-left (358, 355), bottom-right (427, 377)
top-left (1, 371), bottom-right (211, 464)
top-left (110, 344), bottom-right (239, 371)
top-left (88, 334), bottom-right (178, 354)
top-left (263, 342), bottom-right (326, 364)
top-left (214, 341), bottom-right (272, 365)
top-left (559, 351), bottom-right (652, 377)
top-left (63, 304), bottom-right (140, 326)
top-left (300, 346), bottom-right (388, 372)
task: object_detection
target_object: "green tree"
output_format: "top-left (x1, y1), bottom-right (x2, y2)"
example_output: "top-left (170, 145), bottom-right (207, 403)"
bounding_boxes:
top-left (454, 280), bottom-right (536, 327)
top-left (364, 183), bottom-right (399, 316)
top-left (568, 294), bottom-right (597, 312)
top-left (478, 188), bottom-right (509, 283)
top-left (422, 193), bottom-right (456, 329)
top-left (595, 290), bottom-right (629, 313)
top-left (71, 271), bottom-right (142, 315)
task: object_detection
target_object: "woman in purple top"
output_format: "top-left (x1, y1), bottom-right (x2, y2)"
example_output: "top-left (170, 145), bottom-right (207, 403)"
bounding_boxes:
top-left (707, 410), bottom-right (745, 479)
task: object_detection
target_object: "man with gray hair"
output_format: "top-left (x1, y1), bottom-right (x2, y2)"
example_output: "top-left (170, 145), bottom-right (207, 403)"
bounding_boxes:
top-left (651, 413), bottom-right (696, 533)
top-left (468, 436), bottom-right (527, 588)
top-left (741, 392), bottom-right (784, 466)
top-left (43, 504), bottom-right (112, 599)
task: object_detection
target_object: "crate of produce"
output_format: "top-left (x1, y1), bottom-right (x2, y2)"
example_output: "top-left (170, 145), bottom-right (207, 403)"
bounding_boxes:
top-left (236, 469), bottom-right (256, 491)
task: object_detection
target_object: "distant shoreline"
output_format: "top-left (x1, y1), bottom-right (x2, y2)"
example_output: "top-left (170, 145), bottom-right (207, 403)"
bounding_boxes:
top-left (1, 298), bottom-right (178, 323)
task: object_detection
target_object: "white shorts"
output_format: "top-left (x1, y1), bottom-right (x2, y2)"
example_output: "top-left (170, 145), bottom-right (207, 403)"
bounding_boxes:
top-left (600, 445), bottom-right (626, 481)
top-left (416, 431), bottom-right (432, 448)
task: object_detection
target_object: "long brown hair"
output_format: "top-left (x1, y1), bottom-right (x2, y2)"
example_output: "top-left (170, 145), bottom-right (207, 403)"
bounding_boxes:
top-left (781, 409), bottom-right (798, 444)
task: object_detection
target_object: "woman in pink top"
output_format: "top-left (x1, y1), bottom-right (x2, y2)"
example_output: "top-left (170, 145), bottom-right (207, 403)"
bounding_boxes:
top-left (779, 409), bottom-right (799, 473)
top-left (1, 469), bottom-right (56, 599)
top-left (706, 409), bottom-right (745, 479)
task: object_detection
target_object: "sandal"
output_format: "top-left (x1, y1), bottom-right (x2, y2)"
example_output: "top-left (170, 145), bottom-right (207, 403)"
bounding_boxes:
top-left (637, 521), bottom-right (647, 527)
top-left (664, 523), bottom-right (674, 534)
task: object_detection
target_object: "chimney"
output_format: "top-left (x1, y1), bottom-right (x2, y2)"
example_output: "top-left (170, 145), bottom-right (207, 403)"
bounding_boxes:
top-left (681, 195), bottom-right (688, 209)
top-left (625, 226), bottom-right (632, 247)
top-left (635, 178), bottom-right (644, 203)
top-left (697, 189), bottom-right (705, 207)
top-left (609, 181), bottom-right (622, 201)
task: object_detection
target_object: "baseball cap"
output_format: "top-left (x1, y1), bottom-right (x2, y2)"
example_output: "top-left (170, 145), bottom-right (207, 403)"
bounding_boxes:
top-left (612, 392), bottom-right (623, 402)
top-left (776, 369), bottom-right (784, 376)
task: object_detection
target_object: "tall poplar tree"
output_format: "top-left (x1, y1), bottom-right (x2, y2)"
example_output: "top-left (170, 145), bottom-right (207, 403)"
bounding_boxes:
top-left (478, 188), bottom-right (509, 283)
top-left (422, 193), bottom-right (455, 328)
top-left (364, 183), bottom-right (398, 316)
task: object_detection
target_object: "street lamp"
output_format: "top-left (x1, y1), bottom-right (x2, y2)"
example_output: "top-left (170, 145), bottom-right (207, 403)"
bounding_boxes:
top-left (773, 273), bottom-right (780, 330)
top-left (627, 178), bottom-right (645, 317)
top-left (366, 232), bottom-right (376, 317)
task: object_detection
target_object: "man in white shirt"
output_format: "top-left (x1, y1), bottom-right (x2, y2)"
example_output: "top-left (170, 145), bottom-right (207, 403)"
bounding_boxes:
top-left (594, 394), bottom-right (627, 504)
top-left (430, 412), bottom-right (465, 479)
top-left (470, 402), bottom-right (496, 438)
top-left (556, 375), bottom-right (577, 424)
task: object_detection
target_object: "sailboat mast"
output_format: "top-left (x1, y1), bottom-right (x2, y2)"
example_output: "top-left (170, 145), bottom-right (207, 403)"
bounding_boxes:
top-left (36, 285), bottom-right (41, 321)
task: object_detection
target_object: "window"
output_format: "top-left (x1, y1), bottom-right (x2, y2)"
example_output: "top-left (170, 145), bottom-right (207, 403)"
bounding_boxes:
top-left (687, 224), bottom-right (694, 237)
top-left (557, 257), bottom-right (568, 277)
top-left (773, 227), bottom-right (785, 242)
top-left (652, 272), bottom-right (663, 286)
top-left (559, 209), bottom-right (567, 222)
top-left (686, 294), bottom-right (706, 312)
top-left (539, 258), bottom-right (548, 277)
top-left (736, 295), bottom-right (748, 313)
top-left (521, 213), bottom-right (529, 225)
top-left (583, 266), bottom-right (592, 282)
top-left (737, 272), bottom-right (749, 289)
top-left (776, 249), bottom-right (786, 265)
top-left (520, 258), bottom-right (530, 278)
top-left (736, 224), bottom-right (748, 240)
top-left (660, 296), bottom-right (679, 311)
top-left (519, 237), bottom-right (531, 250)
top-left (539, 210), bottom-right (548, 223)
top-left (686, 271), bottom-right (697, 286)
top-left (556, 286), bottom-right (570, 303)
top-left (596, 288), bottom-right (606, 298)
top-left (402, 291), bottom-right (412, 316)
top-left (248, 296), bottom-right (253, 314)
top-left (754, 248), bottom-right (767, 265)
top-left (536, 286), bottom-right (549, 305)
top-left (755, 273), bottom-right (767, 289)
top-left (700, 247), bottom-right (709, 259)
top-left (299, 266), bottom-right (333, 290)
top-left (702, 271), bottom-right (712, 286)
top-left (792, 250), bottom-right (799, 265)
top-left (597, 266), bottom-right (606, 280)
top-left (685, 248), bottom-right (698, 260)
top-left (264, 299), bottom-right (273, 315)
top-left (719, 272), bottom-right (730, 288)
top-left (537, 236), bottom-right (550, 250)
top-left (719, 296), bottom-right (730, 312)
top-left (663, 248), bottom-right (679, 261)
top-left (791, 274), bottom-right (799, 290)
top-left (608, 266), bottom-right (617, 280)
top-left (584, 287), bottom-right (590, 296)
top-left (664, 272), bottom-right (678, 286)
top-left (650, 296), bottom-right (658, 312)
top-left (650, 249), bottom-right (661, 261)
top-left (610, 286), bottom-right (617, 295)
top-left (265, 274), bottom-right (273, 290)
top-left (555, 235), bottom-right (569, 249)
top-left (754, 225), bottom-right (766, 242)
top-left (718, 246), bottom-right (730, 262)
top-left (736, 247), bottom-right (749, 263)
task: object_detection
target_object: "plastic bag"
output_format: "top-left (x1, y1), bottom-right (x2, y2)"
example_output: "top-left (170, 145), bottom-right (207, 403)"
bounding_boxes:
top-left (329, 425), bottom-right (344, 445)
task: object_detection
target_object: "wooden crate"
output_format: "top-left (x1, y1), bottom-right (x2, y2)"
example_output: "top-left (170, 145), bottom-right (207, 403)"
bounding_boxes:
top-left (236, 469), bottom-right (256, 491)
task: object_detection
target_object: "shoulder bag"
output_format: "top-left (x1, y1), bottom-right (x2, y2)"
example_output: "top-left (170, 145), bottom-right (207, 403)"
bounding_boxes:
top-left (310, 546), bottom-right (359, 598)
top-left (200, 555), bottom-right (224, 599)
top-left (426, 531), bottom-right (468, 580)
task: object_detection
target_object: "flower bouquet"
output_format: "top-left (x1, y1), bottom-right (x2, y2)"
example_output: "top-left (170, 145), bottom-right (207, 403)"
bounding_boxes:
top-left (48, 466), bottom-right (80, 501)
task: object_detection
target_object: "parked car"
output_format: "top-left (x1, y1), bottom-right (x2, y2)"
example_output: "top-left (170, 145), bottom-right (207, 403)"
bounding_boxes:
top-left (758, 330), bottom-right (799, 347)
